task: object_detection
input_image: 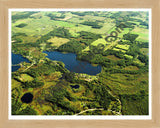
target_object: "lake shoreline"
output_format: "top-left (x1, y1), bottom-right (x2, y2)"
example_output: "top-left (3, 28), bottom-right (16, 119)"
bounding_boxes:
top-left (43, 51), bottom-right (102, 75)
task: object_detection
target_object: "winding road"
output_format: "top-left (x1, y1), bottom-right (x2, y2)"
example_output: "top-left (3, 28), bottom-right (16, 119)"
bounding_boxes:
top-left (74, 90), bottom-right (122, 116)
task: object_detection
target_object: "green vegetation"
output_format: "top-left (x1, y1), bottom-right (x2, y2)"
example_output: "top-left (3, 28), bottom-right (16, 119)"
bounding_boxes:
top-left (11, 11), bottom-right (149, 116)
top-left (20, 74), bottom-right (34, 82)
top-left (115, 44), bottom-right (130, 50)
top-left (16, 23), bottom-right (28, 28)
top-left (120, 90), bottom-right (148, 115)
top-left (12, 11), bottom-right (38, 22)
top-left (92, 38), bottom-right (110, 46)
top-left (58, 40), bottom-right (86, 54)
top-left (47, 36), bottom-right (69, 47)
top-left (123, 33), bottom-right (139, 42)
top-left (81, 21), bottom-right (103, 29)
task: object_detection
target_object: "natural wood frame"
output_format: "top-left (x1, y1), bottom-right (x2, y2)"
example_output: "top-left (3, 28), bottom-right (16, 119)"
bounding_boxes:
top-left (0, 0), bottom-right (160, 128)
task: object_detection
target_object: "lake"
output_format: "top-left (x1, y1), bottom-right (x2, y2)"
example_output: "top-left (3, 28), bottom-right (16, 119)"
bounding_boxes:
top-left (43, 51), bottom-right (102, 75)
top-left (12, 52), bottom-right (30, 72)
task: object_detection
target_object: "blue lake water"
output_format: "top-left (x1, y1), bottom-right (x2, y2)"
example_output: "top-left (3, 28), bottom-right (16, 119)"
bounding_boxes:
top-left (43, 51), bottom-right (102, 75)
top-left (12, 52), bottom-right (30, 72)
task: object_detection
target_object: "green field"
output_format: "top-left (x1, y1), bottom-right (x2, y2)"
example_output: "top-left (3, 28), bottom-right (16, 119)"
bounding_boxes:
top-left (115, 44), bottom-right (130, 50)
top-left (123, 66), bottom-right (139, 71)
top-left (47, 36), bottom-right (70, 47)
top-left (113, 48), bottom-right (126, 53)
top-left (124, 54), bottom-right (133, 59)
top-left (20, 74), bottom-right (34, 82)
top-left (12, 16), bottom-right (55, 36)
top-left (140, 48), bottom-right (149, 55)
top-left (106, 55), bottom-right (121, 61)
top-left (92, 38), bottom-right (109, 46)
top-left (69, 21), bottom-right (115, 35)
top-left (133, 59), bottom-right (145, 66)
top-left (131, 27), bottom-right (149, 42)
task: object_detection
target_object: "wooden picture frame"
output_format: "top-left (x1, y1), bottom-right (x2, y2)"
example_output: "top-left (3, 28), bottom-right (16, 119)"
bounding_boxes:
top-left (0, 0), bottom-right (160, 128)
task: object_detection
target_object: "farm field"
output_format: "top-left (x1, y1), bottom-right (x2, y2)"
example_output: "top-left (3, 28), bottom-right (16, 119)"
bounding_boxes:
top-left (131, 27), bottom-right (149, 42)
top-left (47, 36), bottom-right (70, 47)
top-left (115, 44), bottom-right (130, 50)
top-left (11, 10), bottom-right (150, 117)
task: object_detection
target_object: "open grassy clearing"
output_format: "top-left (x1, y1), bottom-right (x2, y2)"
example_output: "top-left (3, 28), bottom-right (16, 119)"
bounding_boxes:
top-left (140, 48), bottom-right (149, 55)
top-left (12, 16), bottom-right (56, 36)
top-left (45, 11), bottom-right (63, 17)
top-left (30, 12), bottom-right (43, 19)
top-left (12, 79), bottom-right (21, 89)
top-left (89, 22), bottom-right (115, 34)
top-left (131, 27), bottom-right (149, 42)
top-left (82, 15), bottom-right (106, 21)
top-left (69, 22), bottom-right (115, 35)
top-left (12, 13), bottom-right (79, 37)
top-left (70, 24), bottom-right (92, 33)
top-left (117, 28), bottom-right (131, 38)
top-left (127, 21), bottom-right (140, 25)
top-left (20, 74), bottom-right (34, 82)
top-left (106, 55), bottom-right (121, 61)
top-left (63, 12), bottom-right (73, 17)
top-left (115, 44), bottom-right (130, 50)
top-left (133, 59), bottom-right (145, 66)
top-left (41, 104), bottom-right (53, 114)
top-left (123, 66), bottom-right (139, 71)
top-left (82, 46), bottom-right (90, 52)
top-left (67, 17), bottom-right (85, 23)
top-left (113, 48), bottom-right (126, 53)
top-left (69, 30), bottom-right (80, 37)
top-left (124, 54), bottom-right (133, 59)
top-left (68, 24), bottom-right (92, 37)
top-left (12, 11), bottom-right (21, 15)
top-left (55, 12), bottom-right (73, 21)
top-left (14, 35), bottom-right (40, 43)
top-left (47, 36), bottom-right (70, 47)
top-left (42, 81), bottom-right (57, 89)
top-left (107, 25), bottom-right (117, 33)
top-left (12, 26), bottom-right (35, 36)
top-left (139, 25), bottom-right (148, 29)
top-left (52, 20), bottom-right (75, 28)
top-left (63, 16), bottom-right (115, 36)
top-left (59, 16), bottom-right (73, 21)
top-left (130, 16), bottom-right (146, 21)
top-left (82, 37), bottom-right (115, 52)
top-left (12, 18), bottom-right (33, 26)
top-left (107, 27), bottom-right (131, 39)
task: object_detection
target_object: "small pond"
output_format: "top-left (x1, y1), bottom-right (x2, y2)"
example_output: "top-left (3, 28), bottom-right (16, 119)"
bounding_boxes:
top-left (21, 93), bottom-right (33, 103)
top-left (70, 85), bottom-right (80, 89)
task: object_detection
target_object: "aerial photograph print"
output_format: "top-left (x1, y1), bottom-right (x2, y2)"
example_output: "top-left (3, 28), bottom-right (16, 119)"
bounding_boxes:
top-left (10, 9), bottom-right (150, 118)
